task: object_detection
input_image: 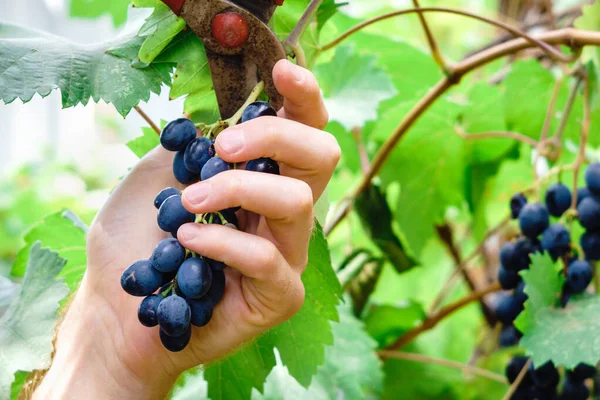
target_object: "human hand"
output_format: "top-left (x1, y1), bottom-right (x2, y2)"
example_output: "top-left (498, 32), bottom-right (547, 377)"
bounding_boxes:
top-left (34, 60), bottom-right (339, 400)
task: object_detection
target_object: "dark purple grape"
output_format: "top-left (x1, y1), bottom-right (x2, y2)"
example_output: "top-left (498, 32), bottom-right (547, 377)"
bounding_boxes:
top-left (157, 295), bottom-right (191, 337)
top-left (201, 156), bottom-right (231, 181)
top-left (138, 294), bottom-right (163, 327)
top-left (514, 281), bottom-right (528, 304)
top-left (576, 187), bottom-right (592, 206)
top-left (566, 260), bottom-right (592, 294)
top-left (541, 224), bottom-right (571, 260)
top-left (584, 162), bottom-right (600, 195)
top-left (560, 375), bottom-right (589, 400)
top-left (173, 150), bottom-right (199, 185)
top-left (188, 296), bottom-right (214, 327)
top-left (160, 325), bottom-right (191, 352)
top-left (581, 231), bottom-right (600, 260)
top-left (241, 101), bottom-right (277, 123)
top-left (121, 260), bottom-right (163, 297)
top-left (519, 203), bottom-right (550, 239)
top-left (577, 196), bottom-right (600, 231)
top-left (160, 118), bottom-right (197, 151)
top-left (530, 360), bottom-right (559, 388)
top-left (207, 266), bottom-right (226, 305)
top-left (506, 356), bottom-right (532, 384)
top-left (154, 187), bottom-right (180, 209)
top-left (150, 238), bottom-right (186, 273)
top-left (545, 183), bottom-right (572, 217)
top-left (499, 267), bottom-right (521, 290)
top-left (157, 195), bottom-right (195, 234)
top-left (184, 137), bottom-right (215, 174)
top-left (495, 294), bottom-right (523, 325)
top-left (499, 325), bottom-right (522, 347)
top-left (569, 363), bottom-right (597, 382)
top-left (177, 257), bottom-right (213, 299)
top-left (246, 158), bottom-right (280, 175)
top-left (511, 193), bottom-right (528, 219)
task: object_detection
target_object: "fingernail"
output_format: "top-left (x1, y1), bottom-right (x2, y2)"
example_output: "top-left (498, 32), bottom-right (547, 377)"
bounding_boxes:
top-left (184, 181), bottom-right (210, 205)
top-left (178, 224), bottom-right (198, 242)
top-left (288, 61), bottom-right (305, 84)
top-left (218, 128), bottom-right (245, 154)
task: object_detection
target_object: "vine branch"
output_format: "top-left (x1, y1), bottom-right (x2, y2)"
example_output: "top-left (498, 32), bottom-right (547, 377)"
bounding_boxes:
top-left (318, 7), bottom-right (577, 63)
top-left (324, 28), bottom-right (600, 236)
top-left (436, 224), bottom-right (496, 326)
top-left (455, 126), bottom-right (538, 147)
top-left (134, 106), bottom-right (160, 135)
top-left (386, 282), bottom-right (502, 350)
top-left (502, 359), bottom-right (532, 400)
top-left (571, 71), bottom-right (590, 210)
top-left (284, 0), bottom-right (323, 48)
top-left (378, 350), bottom-right (508, 384)
top-left (412, 0), bottom-right (448, 74)
top-left (554, 75), bottom-right (583, 143)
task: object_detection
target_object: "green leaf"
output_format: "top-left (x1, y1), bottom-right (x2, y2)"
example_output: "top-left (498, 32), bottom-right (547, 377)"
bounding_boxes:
top-left (364, 301), bottom-right (426, 348)
top-left (0, 277), bottom-right (19, 316)
top-left (69, 0), bottom-right (131, 27)
top-left (205, 341), bottom-right (277, 400)
top-left (204, 223), bottom-right (341, 398)
top-left (138, 3), bottom-right (187, 64)
top-left (127, 126), bottom-right (161, 158)
top-left (376, 99), bottom-right (465, 258)
top-left (316, 0), bottom-right (349, 32)
top-left (256, 301), bottom-right (384, 400)
top-left (520, 295), bottom-right (600, 368)
top-left (462, 83), bottom-right (514, 164)
top-left (10, 371), bottom-right (28, 400)
top-left (0, 23), bottom-right (173, 117)
top-left (514, 253), bottom-right (565, 334)
top-left (354, 184), bottom-right (417, 273)
top-left (0, 243), bottom-right (69, 399)
top-left (11, 211), bottom-right (87, 292)
top-left (261, 223), bottom-right (342, 387)
top-left (315, 46), bottom-right (397, 130)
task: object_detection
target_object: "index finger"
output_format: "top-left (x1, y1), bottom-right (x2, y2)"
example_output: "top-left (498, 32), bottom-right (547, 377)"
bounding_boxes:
top-left (273, 59), bottom-right (329, 130)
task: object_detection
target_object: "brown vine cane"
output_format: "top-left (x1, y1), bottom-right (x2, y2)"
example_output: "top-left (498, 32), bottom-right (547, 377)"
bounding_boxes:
top-left (161, 0), bottom-right (286, 119)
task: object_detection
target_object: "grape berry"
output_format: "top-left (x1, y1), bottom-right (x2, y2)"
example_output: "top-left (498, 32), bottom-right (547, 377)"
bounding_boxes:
top-left (496, 163), bottom-right (600, 395)
top-left (121, 101), bottom-right (282, 351)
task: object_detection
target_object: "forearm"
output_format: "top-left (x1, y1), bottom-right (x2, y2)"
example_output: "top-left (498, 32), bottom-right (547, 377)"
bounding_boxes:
top-left (33, 280), bottom-right (175, 400)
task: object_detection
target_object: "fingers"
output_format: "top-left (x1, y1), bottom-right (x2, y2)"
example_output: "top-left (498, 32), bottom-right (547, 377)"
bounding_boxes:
top-left (181, 170), bottom-right (313, 268)
top-left (214, 118), bottom-right (341, 200)
top-left (177, 223), bottom-right (305, 326)
top-left (273, 59), bottom-right (329, 129)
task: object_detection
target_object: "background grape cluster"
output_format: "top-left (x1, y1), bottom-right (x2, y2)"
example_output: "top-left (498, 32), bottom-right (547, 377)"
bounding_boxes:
top-left (495, 163), bottom-right (600, 398)
top-left (120, 101), bottom-right (280, 352)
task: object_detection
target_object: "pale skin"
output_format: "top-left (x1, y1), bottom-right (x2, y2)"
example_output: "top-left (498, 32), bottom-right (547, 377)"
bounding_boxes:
top-left (33, 60), bottom-right (340, 400)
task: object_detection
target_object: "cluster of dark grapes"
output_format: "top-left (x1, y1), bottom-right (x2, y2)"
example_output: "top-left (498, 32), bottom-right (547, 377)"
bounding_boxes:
top-left (120, 101), bottom-right (280, 352)
top-left (506, 356), bottom-right (596, 400)
top-left (494, 163), bottom-right (600, 398)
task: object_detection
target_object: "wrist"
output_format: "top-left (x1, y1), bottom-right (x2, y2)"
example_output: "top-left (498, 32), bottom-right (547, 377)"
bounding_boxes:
top-left (34, 279), bottom-right (176, 400)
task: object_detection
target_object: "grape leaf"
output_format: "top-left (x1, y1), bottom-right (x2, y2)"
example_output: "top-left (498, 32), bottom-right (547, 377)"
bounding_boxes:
top-left (374, 99), bottom-right (466, 258)
top-left (138, 3), bottom-right (186, 64)
top-left (256, 301), bottom-right (383, 400)
top-left (69, 0), bottom-right (131, 27)
top-left (316, 0), bottom-right (349, 32)
top-left (0, 277), bottom-right (19, 318)
top-left (0, 23), bottom-right (173, 117)
top-left (11, 211), bottom-right (87, 292)
top-left (153, 30), bottom-right (215, 117)
top-left (10, 371), bottom-right (28, 400)
top-left (520, 295), bottom-right (600, 368)
top-left (204, 223), bottom-right (341, 398)
top-left (462, 83), bottom-right (514, 164)
top-left (514, 253), bottom-right (565, 334)
top-left (315, 46), bottom-right (397, 130)
top-left (204, 341), bottom-right (277, 400)
top-left (364, 301), bottom-right (426, 348)
top-left (0, 244), bottom-right (69, 399)
top-left (127, 126), bottom-right (161, 158)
